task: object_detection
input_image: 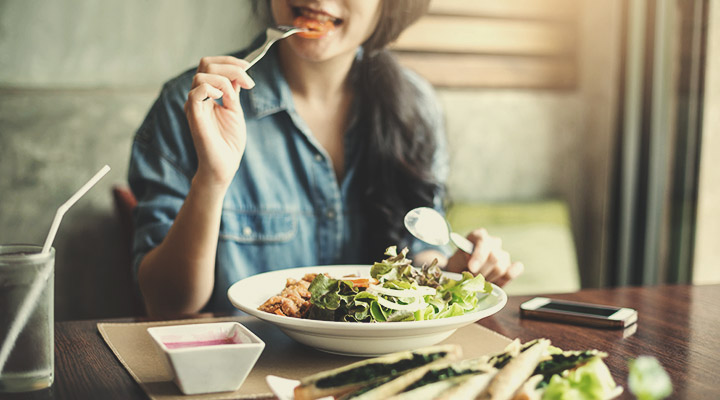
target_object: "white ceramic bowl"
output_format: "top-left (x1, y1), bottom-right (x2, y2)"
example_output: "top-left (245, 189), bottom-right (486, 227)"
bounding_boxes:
top-left (227, 265), bottom-right (507, 356)
top-left (147, 322), bottom-right (265, 395)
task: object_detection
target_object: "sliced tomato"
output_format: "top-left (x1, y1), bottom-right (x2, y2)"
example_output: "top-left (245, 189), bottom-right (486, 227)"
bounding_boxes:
top-left (293, 15), bottom-right (335, 39)
top-left (341, 278), bottom-right (378, 288)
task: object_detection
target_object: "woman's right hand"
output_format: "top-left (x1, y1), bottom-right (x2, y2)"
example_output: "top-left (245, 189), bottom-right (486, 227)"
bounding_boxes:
top-left (184, 56), bottom-right (256, 190)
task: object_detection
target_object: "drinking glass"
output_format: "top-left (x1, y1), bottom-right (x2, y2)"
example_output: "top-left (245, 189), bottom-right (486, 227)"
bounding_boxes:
top-left (0, 245), bottom-right (54, 393)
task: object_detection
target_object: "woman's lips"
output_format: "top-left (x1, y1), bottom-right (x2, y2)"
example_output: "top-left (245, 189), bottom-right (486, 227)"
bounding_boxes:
top-left (293, 6), bottom-right (343, 26)
top-left (293, 15), bottom-right (336, 38)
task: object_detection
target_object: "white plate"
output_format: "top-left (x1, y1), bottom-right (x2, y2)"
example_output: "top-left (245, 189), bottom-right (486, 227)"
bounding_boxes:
top-left (265, 375), bottom-right (333, 400)
top-left (227, 265), bottom-right (507, 356)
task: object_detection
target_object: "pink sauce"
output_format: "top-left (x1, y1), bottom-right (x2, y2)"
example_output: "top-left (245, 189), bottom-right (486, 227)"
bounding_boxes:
top-left (163, 337), bottom-right (240, 349)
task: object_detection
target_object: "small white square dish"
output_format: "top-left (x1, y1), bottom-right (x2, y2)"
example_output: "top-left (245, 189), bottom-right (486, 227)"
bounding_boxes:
top-left (147, 322), bottom-right (265, 395)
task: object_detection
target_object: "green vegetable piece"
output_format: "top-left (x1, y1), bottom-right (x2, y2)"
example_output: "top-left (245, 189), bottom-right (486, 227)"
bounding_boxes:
top-left (434, 303), bottom-right (465, 319)
top-left (309, 274), bottom-right (343, 310)
top-left (386, 310), bottom-right (415, 322)
top-left (307, 245), bottom-right (494, 322)
top-left (542, 358), bottom-right (617, 400)
top-left (402, 366), bottom-right (482, 392)
top-left (309, 274), bottom-right (362, 321)
top-left (535, 350), bottom-right (606, 385)
top-left (370, 301), bottom-right (387, 321)
top-left (314, 352), bottom-right (447, 389)
top-left (370, 246), bottom-right (414, 282)
top-left (346, 291), bottom-right (377, 322)
top-left (307, 306), bottom-right (335, 321)
top-left (543, 371), bottom-right (604, 399)
top-left (488, 339), bottom-right (539, 369)
top-left (628, 356), bottom-right (672, 400)
top-left (414, 305), bottom-right (434, 321)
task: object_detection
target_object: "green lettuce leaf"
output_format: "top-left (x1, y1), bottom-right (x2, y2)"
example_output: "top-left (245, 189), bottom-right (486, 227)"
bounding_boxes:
top-left (542, 357), bottom-right (617, 400)
top-left (309, 274), bottom-right (343, 310)
top-left (535, 350), bottom-right (608, 385)
top-left (308, 274), bottom-right (360, 321)
top-left (370, 246), bottom-right (414, 282)
top-left (370, 300), bottom-right (387, 321)
top-left (307, 245), bottom-right (494, 322)
top-left (628, 356), bottom-right (672, 400)
top-left (434, 302), bottom-right (465, 319)
top-left (437, 271), bottom-right (491, 312)
top-left (345, 291), bottom-right (378, 322)
top-left (386, 310), bottom-right (415, 322)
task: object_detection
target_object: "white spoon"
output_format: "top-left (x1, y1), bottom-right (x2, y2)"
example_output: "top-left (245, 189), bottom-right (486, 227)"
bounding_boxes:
top-left (404, 207), bottom-right (474, 254)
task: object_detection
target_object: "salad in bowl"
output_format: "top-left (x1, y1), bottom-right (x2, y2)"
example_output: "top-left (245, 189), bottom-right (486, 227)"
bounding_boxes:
top-left (258, 246), bottom-right (493, 323)
top-left (227, 246), bottom-right (506, 356)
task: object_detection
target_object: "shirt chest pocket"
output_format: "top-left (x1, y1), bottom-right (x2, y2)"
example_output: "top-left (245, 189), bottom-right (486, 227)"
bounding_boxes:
top-left (219, 210), bottom-right (297, 243)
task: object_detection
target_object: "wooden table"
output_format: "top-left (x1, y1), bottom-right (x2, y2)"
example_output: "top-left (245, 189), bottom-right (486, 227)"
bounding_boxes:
top-left (6, 284), bottom-right (719, 399)
top-left (481, 285), bottom-right (720, 399)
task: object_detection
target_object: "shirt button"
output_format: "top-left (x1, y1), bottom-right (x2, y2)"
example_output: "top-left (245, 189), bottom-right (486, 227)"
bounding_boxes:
top-left (242, 226), bottom-right (253, 236)
top-left (314, 154), bottom-right (323, 162)
top-left (326, 210), bottom-right (336, 219)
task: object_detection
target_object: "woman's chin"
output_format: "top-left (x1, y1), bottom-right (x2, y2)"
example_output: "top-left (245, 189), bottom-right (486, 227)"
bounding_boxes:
top-left (286, 37), bottom-right (349, 63)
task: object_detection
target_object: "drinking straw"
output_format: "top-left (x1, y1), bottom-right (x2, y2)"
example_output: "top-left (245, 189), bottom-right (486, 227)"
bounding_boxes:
top-left (41, 165), bottom-right (111, 253)
top-left (0, 165), bottom-right (111, 374)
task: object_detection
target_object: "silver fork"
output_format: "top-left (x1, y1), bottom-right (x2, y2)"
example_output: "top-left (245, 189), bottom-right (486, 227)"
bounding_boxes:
top-left (243, 25), bottom-right (307, 69)
top-left (202, 25), bottom-right (306, 101)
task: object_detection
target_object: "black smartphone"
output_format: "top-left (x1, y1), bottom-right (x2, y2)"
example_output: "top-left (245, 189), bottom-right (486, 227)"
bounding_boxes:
top-left (520, 297), bottom-right (637, 329)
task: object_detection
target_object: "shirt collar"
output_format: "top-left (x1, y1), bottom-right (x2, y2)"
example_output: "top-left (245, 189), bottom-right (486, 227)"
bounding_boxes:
top-left (237, 36), bottom-right (295, 120)
top-left (237, 33), bottom-right (364, 121)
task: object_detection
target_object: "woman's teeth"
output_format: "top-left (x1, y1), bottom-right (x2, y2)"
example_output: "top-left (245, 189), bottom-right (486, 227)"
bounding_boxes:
top-left (295, 7), bottom-right (341, 25)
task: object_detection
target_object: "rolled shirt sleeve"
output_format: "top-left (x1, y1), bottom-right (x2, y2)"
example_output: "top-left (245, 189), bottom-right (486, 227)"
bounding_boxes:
top-left (127, 76), bottom-right (196, 283)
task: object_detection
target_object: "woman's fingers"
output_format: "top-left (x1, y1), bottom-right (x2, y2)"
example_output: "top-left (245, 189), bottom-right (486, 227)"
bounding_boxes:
top-left (493, 262), bottom-right (524, 287)
top-left (482, 250), bottom-right (511, 282)
top-left (190, 73), bottom-right (241, 112)
top-left (466, 229), bottom-right (504, 273)
top-left (180, 56), bottom-right (251, 189)
top-left (460, 228), bottom-right (521, 286)
top-left (186, 55), bottom-right (257, 116)
top-left (203, 63), bottom-right (255, 91)
top-left (186, 82), bottom-right (223, 106)
top-left (197, 56), bottom-right (247, 71)
top-left (466, 229), bottom-right (491, 274)
top-left (197, 56), bottom-right (255, 91)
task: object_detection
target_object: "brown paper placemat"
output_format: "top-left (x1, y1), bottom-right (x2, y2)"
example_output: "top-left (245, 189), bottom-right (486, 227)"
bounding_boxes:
top-left (98, 316), bottom-right (512, 400)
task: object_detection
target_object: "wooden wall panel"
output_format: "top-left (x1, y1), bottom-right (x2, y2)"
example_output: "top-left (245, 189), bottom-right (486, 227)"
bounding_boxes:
top-left (428, 0), bottom-right (580, 20)
top-left (395, 17), bottom-right (576, 56)
top-left (397, 54), bottom-right (577, 89)
top-left (392, 0), bottom-right (580, 89)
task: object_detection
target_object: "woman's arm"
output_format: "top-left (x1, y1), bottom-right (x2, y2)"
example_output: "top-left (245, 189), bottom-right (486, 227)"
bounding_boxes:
top-left (137, 177), bottom-right (226, 316)
top-left (137, 56), bottom-right (254, 317)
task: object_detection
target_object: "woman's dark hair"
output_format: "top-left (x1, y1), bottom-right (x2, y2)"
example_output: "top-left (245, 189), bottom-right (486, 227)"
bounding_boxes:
top-left (354, 0), bottom-right (441, 259)
top-left (255, 0), bottom-right (441, 260)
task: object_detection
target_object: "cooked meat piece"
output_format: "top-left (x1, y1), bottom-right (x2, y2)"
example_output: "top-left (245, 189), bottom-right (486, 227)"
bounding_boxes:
top-left (302, 273), bottom-right (318, 283)
top-left (280, 297), bottom-right (311, 318)
top-left (258, 296), bottom-right (284, 314)
top-left (258, 273), bottom-right (319, 318)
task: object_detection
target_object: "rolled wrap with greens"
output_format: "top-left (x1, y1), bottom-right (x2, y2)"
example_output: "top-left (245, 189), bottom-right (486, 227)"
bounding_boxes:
top-left (293, 344), bottom-right (462, 400)
top-left (292, 338), bottom-right (622, 400)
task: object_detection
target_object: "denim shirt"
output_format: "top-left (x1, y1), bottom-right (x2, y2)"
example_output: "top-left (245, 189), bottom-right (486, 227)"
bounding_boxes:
top-left (128, 41), bottom-right (450, 312)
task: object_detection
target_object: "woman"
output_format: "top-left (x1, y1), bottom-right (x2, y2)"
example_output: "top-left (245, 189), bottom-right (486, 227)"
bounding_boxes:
top-left (129, 0), bottom-right (523, 317)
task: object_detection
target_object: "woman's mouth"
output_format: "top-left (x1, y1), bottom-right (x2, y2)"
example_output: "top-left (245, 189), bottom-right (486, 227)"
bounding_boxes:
top-left (292, 7), bottom-right (343, 28)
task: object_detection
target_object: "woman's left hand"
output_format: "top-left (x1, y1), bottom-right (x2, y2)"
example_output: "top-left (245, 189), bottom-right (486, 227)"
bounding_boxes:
top-left (445, 228), bottom-right (524, 287)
